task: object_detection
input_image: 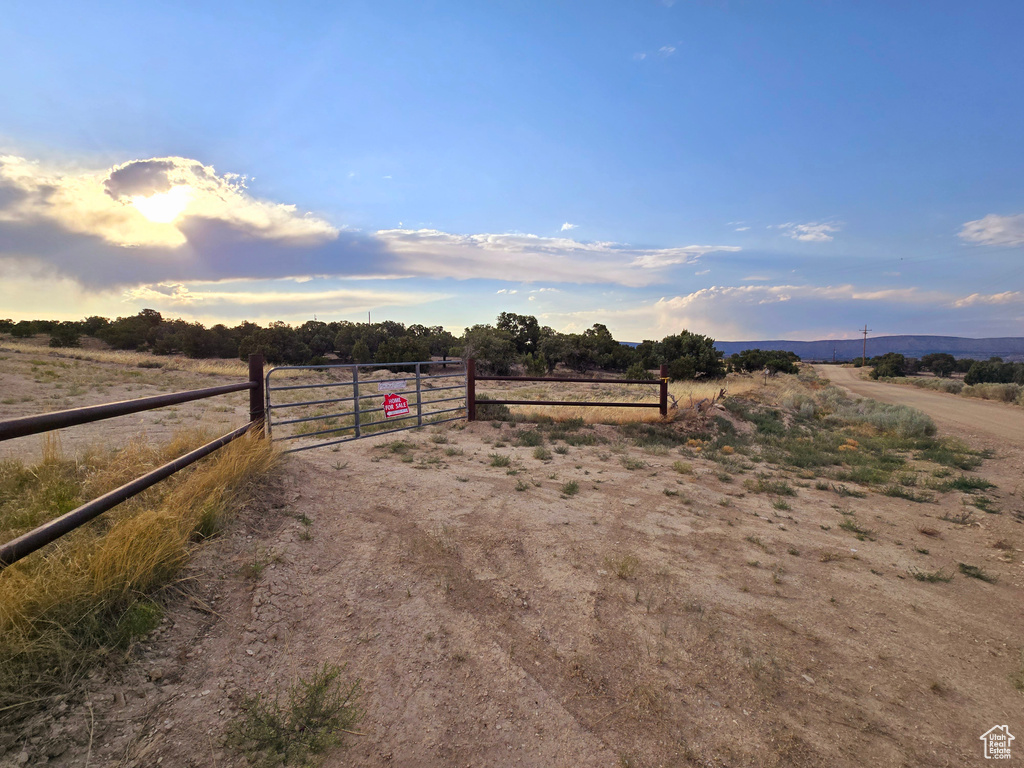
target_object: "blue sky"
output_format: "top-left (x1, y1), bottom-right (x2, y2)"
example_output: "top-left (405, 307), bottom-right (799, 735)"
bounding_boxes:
top-left (1, 0), bottom-right (1022, 341)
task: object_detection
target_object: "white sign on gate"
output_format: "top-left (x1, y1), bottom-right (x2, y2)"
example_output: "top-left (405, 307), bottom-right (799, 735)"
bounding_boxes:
top-left (377, 380), bottom-right (407, 392)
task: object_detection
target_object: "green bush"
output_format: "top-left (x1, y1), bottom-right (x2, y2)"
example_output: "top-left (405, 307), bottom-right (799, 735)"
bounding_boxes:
top-left (475, 395), bottom-right (512, 421)
top-left (625, 363), bottom-right (655, 380)
top-left (869, 353), bottom-right (907, 379)
top-left (228, 663), bottom-right (362, 766)
top-left (514, 430), bottom-right (544, 447)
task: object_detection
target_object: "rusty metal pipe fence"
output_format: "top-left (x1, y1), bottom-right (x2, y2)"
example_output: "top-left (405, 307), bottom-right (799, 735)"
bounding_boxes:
top-left (0, 354), bottom-right (266, 570)
top-left (467, 359), bottom-right (669, 420)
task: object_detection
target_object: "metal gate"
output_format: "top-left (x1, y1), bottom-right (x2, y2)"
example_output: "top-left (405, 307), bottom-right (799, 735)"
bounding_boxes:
top-left (265, 359), bottom-right (467, 453)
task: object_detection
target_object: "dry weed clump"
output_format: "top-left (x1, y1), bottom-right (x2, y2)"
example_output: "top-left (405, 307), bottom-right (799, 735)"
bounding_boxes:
top-left (227, 662), bottom-right (363, 766)
top-left (0, 431), bottom-right (278, 722)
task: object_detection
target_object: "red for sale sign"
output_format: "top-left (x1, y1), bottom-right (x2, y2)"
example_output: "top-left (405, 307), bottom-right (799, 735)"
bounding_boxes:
top-left (382, 393), bottom-right (410, 418)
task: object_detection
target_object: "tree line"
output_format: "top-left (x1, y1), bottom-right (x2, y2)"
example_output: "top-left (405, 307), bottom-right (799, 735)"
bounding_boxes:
top-left (1, 310), bottom-right (790, 382)
top-left (866, 352), bottom-right (1024, 385)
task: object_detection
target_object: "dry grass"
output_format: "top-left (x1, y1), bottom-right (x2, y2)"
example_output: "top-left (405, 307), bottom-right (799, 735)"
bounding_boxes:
top-left (0, 339), bottom-right (250, 377)
top-left (486, 376), bottom-right (758, 424)
top-left (0, 431), bottom-right (279, 722)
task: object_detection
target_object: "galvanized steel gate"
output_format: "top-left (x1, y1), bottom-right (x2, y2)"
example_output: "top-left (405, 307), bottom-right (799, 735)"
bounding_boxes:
top-left (265, 360), bottom-right (467, 453)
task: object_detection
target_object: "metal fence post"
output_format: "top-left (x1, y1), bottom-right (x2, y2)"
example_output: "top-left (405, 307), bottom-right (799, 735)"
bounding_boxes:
top-left (353, 366), bottom-right (361, 438)
top-left (415, 363), bottom-right (423, 427)
top-left (248, 354), bottom-right (265, 436)
top-left (467, 358), bottom-right (476, 421)
top-left (264, 368), bottom-right (273, 438)
top-left (659, 364), bottom-right (669, 418)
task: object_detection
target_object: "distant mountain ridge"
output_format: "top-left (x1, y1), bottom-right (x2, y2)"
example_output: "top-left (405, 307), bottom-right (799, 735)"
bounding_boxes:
top-left (712, 335), bottom-right (1024, 362)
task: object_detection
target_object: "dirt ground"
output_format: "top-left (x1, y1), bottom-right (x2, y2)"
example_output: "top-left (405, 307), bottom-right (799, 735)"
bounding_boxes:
top-left (2, 351), bottom-right (1024, 767)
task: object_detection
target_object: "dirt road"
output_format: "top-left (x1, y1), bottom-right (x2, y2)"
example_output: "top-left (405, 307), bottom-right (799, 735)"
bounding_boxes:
top-left (815, 365), bottom-right (1024, 450)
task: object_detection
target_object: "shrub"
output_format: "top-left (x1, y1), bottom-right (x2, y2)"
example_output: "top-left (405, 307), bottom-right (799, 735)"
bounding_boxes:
top-left (961, 383), bottom-right (1021, 403)
top-left (655, 331), bottom-right (725, 381)
top-left (514, 430), bottom-right (544, 447)
top-left (909, 568), bottom-right (953, 583)
top-left (475, 395), bottom-right (513, 421)
top-left (461, 325), bottom-right (517, 375)
top-left (958, 563), bottom-right (997, 583)
top-left (743, 474), bottom-right (796, 496)
top-left (228, 663), bottom-right (363, 765)
top-left (625, 363), bottom-right (655, 381)
top-left (826, 399), bottom-right (935, 438)
top-left (522, 352), bottom-right (548, 377)
top-left (48, 323), bottom-right (81, 348)
top-left (728, 349), bottom-right (800, 375)
top-left (869, 353), bottom-right (907, 379)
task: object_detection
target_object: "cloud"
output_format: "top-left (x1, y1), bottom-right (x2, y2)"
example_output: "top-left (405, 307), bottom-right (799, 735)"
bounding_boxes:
top-left (374, 229), bottom-right (739, 287)
top-left (695, 269), bottom-right (710, 275)
top-left (952, 291), bottom-right (1022, 308)
top-left (0, 153), bottom-right (742, 293)
top-left (495, 288), bottom-right (518, 294)
top-left (734, 226), bottom-right (750, 232)
top-left (0, 153), bottom-right (382, 289)
top-left (958, 213), bottom-right (1024, 247)
top-left (634, 42), bottom-right (679, 61)
top-left (772, 221), bottom-right (841, 242)
top-left (121, 281), bottom-right (446, 316)
top-left (539, 282), bottom-right (963, 342)
top-left (560, 222), bottom-right (578, 231)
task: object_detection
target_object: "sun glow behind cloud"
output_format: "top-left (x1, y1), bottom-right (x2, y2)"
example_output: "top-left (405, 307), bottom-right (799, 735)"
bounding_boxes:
top-left (131, 185), bottom-right (193, 223)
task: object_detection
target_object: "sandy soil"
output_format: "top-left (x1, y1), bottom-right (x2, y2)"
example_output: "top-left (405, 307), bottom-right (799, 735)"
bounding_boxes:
top-left (3, 356), bottom-right (1024, 767)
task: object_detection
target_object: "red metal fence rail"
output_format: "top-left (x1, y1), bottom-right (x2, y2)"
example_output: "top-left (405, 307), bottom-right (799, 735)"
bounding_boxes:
top-left (466, 359), bottom-right (668, 420)
top-left (0, 354), bottom-right (266, 570)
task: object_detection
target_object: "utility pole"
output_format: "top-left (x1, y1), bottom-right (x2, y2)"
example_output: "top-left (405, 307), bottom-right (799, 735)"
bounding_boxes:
top-left (860, 325), bottom-right (871, 366)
